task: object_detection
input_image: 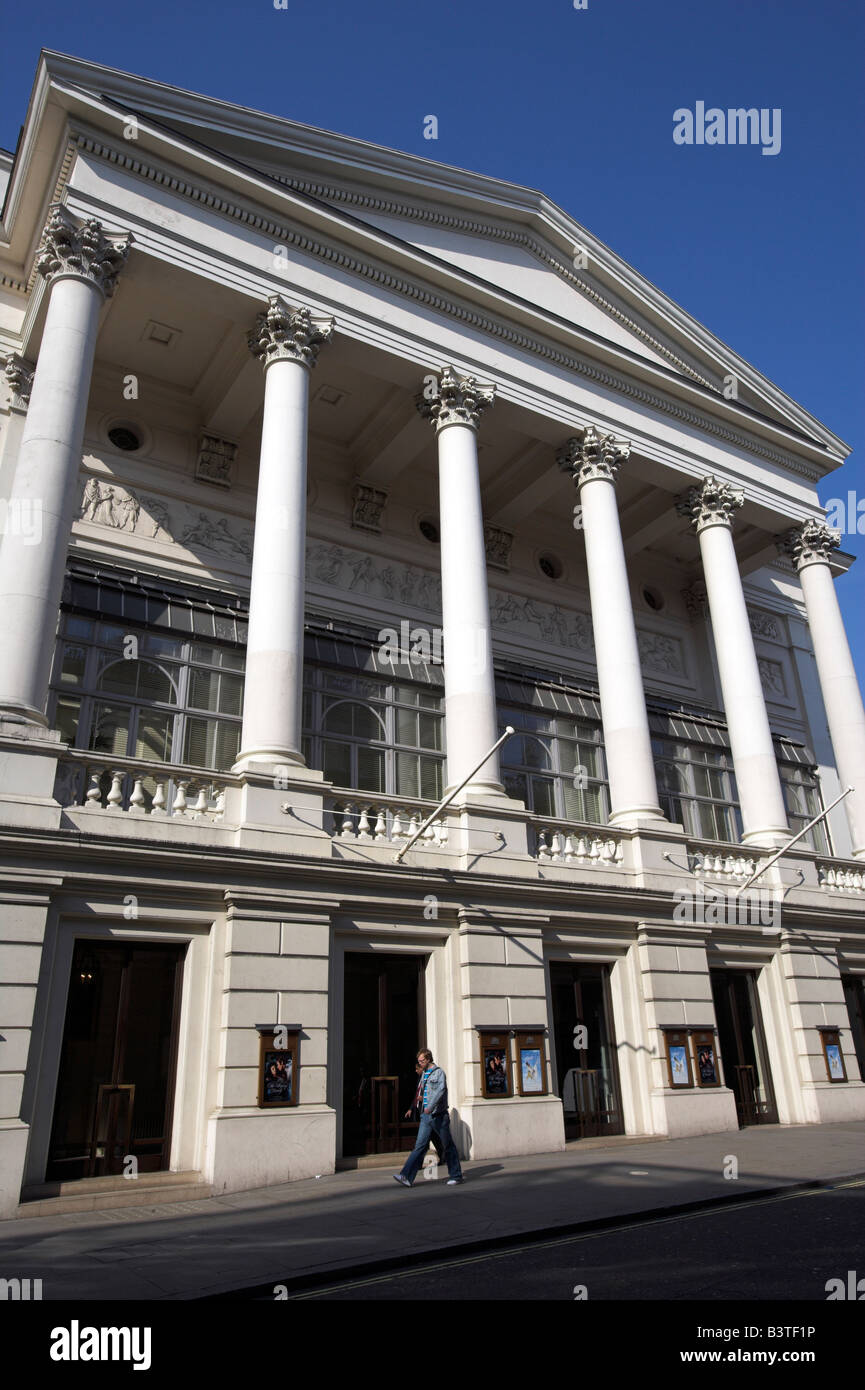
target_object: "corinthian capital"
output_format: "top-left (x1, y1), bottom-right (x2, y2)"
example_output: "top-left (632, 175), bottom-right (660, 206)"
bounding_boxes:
top-left (777, 518), bottom-right (841, 570)
top-left (2, 353), bottom-right (35, 410)
top-left (416, 365), bottom-right (495, 432)
top-left (556, 425), bottom-right (630, 487)
top-left (675, 475), bottom-right (744, 533)
top-left (35, 205), bottom-right (131, 298)
top-left (247, 296), bottom-right (334, 369)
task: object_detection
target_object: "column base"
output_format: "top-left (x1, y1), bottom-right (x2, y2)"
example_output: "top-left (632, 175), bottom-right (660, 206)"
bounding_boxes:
top-left (649, 1086), bottom-right (739, 1139)
top-left (0, 703), bottom-right (49, 728)
top-left (205, 1105), bottom-right (336, 1196)
top-left (0, 1119), bottom-right (29, 1219)
top-left (232, 746), bottom-right (308, 775)
top-left (449, 1096), bottom-right (565, 1160)
top-left (609, 804), bottom-right (668, 830)
top-left (741, 825), bottom-right (792, 850)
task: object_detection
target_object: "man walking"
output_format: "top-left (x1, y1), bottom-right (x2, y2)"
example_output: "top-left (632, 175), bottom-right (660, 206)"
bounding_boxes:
top-left (394, 1049), bottom-right (463, 1187)
top-left (405, 1060), bottom-right (445, 1165)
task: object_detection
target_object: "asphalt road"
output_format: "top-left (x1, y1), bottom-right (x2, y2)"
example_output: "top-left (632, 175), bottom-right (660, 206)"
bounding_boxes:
top-left (284, 1178), bottom-right (865, 1301)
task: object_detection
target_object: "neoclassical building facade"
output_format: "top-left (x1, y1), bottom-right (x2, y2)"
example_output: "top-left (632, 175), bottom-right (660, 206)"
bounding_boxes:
top-left (0, 52), bottom-right (864, 1216)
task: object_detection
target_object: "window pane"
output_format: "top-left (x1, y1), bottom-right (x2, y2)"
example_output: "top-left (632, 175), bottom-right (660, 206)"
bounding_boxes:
top-left (189, 668), bottom-right (243, 716)
top-left (139, 633), bottom-right (184, 659)
top-left (191, 642), bottom-right (244, 670)
top-left (530, 777), bottom-right (556, 817)
top-left (135, 710), bottom-right (173, 763)
top-left (397, 707), bottom-right (418, 746)
top-left (396, 752), bottom-right (419, 798)
top-left (503, 771), bottom-right (528, 803)
top-left (55, 696), bottom-right (81, 744)
top-left (323, 740), bottom-right (351, 787)
top-left (183, 717), bottom-right (240, 771)
top-left (417, 713), bottom-right (441, 751)
top-left (323, 700), bottom-right (384, 740)
top-left (90, 703), bottom-right (130, 756)
top-left (60, 644), bottom-right (87, 686)
top-left (98, 658), bottom-right (175, 703)
top-left (357, 746), bottom-right (384, 792)
top-left (419, 757), bottom-right (443, 801)
top-left (66, 617), bottom-right (93, 639)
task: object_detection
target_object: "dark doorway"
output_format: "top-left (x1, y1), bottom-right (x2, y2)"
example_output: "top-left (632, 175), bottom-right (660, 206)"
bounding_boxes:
top-left (342, 951), bottom-right (427, 1156)
top-left (550, 961), bottom-right (624, 1139)
top-left (842, 975), bottom-right (865, 1082)
top-left (47, 940), bottom-right (185, 1182)
top-left (710, 968), bottom-right (777, 1126)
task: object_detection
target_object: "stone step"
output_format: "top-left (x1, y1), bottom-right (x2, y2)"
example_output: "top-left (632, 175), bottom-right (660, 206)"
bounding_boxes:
top-left (17, 1171), bottom-right (212, 1217)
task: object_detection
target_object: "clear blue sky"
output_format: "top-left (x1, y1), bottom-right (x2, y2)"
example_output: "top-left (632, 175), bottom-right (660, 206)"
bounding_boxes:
top-left (2, 0), bottom-right (862, 690)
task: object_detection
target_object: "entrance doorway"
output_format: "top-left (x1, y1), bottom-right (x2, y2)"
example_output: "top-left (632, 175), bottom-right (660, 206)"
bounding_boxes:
top-left (710, 968), bottom-right (777, 1126)
top-left (842, 975), bottom-right (865, 1082)
top-left (47, 940), bottom-right (185, 1182)
top-left (550, 961), bottom-right (624, 1139)
top-left (342, 952), bottom-right (427, 1156)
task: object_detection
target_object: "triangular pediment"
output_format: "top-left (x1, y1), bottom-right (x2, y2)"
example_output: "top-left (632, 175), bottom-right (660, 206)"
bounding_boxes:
top-left (9, 52), bottom-right (849, 463)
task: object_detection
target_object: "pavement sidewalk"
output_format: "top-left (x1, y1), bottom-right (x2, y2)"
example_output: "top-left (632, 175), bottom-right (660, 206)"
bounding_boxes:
top-left (2, 1121), bottom-right (863, 1300)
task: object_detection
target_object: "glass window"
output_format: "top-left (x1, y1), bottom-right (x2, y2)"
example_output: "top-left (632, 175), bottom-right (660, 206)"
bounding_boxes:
top-left (651, 737), bottom-right (740, 843)
top-left (500, 705), bottom-right (609, 824)
top-left (780, 764), bottom-right (830, 854)
top-left (48, 615), bottom-right (244, 773)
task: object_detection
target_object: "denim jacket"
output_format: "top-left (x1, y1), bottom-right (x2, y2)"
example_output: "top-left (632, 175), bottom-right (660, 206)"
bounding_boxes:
top-left (421, 1065), bottom-right (448, 1116)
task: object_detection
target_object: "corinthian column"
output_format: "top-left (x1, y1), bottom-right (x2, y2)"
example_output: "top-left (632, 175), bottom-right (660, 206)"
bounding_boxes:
top-left (418, 366), bottom-right (503, 796)
top-left (0, 206), bottom-right (130, 724)
top-left (234, 296), bottom-right (333, 772)
top-left (778, 520), bottom-right (865, 858)
top-left (676, 476), bottom-right (788, 847)
top-left (558, 427), bottom-right (665, 827)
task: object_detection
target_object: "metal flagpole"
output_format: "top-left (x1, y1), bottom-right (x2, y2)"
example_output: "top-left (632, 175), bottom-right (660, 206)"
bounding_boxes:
top-left (394, 726), bottom-right (516, 862)
top-left (734, 785), bottom-right (853, 895)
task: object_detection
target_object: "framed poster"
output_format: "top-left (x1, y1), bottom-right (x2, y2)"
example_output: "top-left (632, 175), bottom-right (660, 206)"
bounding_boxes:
top-left (662, 1028), bottom-right (693, 1088)
top-left (256, 1024), bottom-right (301, 1108)
top-left (515, 1031), bottom-right (548, 1096)
top-left (478, 1029), bottom-right (512, 1098)
top-left (819, 1028), bottom-right (847, 1083)
top-left (692, 1028), bottom-right (721, 1088)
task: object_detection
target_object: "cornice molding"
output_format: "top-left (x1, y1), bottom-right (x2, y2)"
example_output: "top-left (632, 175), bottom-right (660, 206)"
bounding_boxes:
top-left (277, 174), bottom-right (714, 389)
top-left (58, 132), bottom-right (822, 484)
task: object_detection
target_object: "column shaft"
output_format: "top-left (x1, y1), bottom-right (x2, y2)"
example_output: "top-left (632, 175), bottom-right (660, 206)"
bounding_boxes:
top-left (680, 478), bottom-right (788, 847)
top-left (783, 522), bottom-right (865, 858)
top-left (238, 358), bottom-right (309, 767)
top-left (0, 278), bottom-right (104, 721)
top-left (581, 478), bottom-right (665, 824)
top-left (558, 427), bottom-right (665, 827)
top-left (235, 296), bottom-right (333, 773)
top-left (437, 420), bottom-right (502, 795)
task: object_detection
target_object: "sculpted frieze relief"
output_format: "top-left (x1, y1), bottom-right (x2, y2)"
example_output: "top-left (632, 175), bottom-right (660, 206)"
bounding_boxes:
top-left (636, 630), bottom-right (685, 675)
top-left (758, 657), bottom-right (787, 698)
top-left (748, 608), bottom-right (781, 641)
top-left (77, 475), bottom-right (253, 562)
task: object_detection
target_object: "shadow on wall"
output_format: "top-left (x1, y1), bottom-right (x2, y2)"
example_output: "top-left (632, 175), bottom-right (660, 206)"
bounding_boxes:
top-left (451, 1108), bottom-right (472, 1159)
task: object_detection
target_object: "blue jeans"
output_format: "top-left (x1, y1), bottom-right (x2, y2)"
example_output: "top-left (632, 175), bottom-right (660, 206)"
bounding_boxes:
top-left (400, 1111), bottom-right (462, 1184)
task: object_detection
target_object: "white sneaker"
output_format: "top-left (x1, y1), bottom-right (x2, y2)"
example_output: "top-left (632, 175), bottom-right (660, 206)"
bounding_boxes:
top-left (393, 1174), bottom-right (412, 1187)
top-left (446, 1177), bottom-right (464, 1185)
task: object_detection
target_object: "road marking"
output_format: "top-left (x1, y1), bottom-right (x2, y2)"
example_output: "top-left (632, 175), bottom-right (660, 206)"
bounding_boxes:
top-left (289, 1179), bottom-right (861, 1298)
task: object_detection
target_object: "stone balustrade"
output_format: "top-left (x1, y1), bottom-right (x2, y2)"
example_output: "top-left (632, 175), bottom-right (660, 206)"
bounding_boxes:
top-left (54, 752), bottom-right (231, 821)
top-left (817, 862), bottom-right (865, 894)
top-left (687, 846), bottom-right (761, 880)
top-left (533, 822), bottom-right (624, 866)
top-left (327, 797), bottom-right (449, 847)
